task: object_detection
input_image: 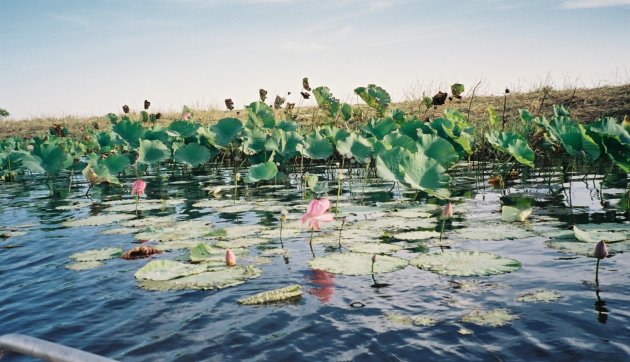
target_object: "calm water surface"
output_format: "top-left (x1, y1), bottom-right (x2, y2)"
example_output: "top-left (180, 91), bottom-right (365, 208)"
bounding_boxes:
top-left (1, 167), bottom-right (629, 361)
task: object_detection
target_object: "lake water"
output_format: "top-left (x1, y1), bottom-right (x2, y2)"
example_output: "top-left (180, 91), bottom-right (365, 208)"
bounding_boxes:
top-left (1, 164), bottom-right (629, 361)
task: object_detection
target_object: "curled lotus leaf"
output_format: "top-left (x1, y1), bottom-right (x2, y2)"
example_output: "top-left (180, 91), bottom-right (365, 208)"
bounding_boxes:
top-left (69, 247), bottom-right (123, 262)
top-left (501, 206), bottom-right (532, 222)
top-left (121, 245), bottom-right (162, 260)
top-left (384, 312), bottom-right (438, 327)
top-left (462, 309), bottom-right (518, 327)
top-left (515, 289), bottom-right (562, 303)
top-left (308, 253), bottom-right (408, 276)
top-left (410, 251), bottom-right (522, 276)
top-left (138, 265), bottom-right (262, 291)
top-left (237, 284), bottom-right (302, 305)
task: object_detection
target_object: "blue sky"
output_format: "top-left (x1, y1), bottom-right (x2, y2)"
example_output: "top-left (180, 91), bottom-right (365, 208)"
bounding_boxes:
top-left (1, 0), bottom-right (629, 119)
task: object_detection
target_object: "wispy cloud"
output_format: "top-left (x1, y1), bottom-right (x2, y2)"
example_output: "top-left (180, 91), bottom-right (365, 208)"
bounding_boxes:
top-left (280, 41), bottom-right (327, 54)
top-left (561, 0), bottom-right (630, 9)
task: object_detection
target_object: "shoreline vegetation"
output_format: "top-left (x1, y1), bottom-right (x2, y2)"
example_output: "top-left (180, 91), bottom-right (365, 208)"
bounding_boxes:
top-left (1, 83), bottom-right (628, 139)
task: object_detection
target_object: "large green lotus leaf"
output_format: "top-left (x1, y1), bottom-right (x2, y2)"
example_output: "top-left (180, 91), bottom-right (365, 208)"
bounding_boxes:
top-left (138, 265), bottom-right (262, 291)
top-left (394, 230), bottom-right (441, 241)
top-left (400, 119), bottom-right (434, 140)
top-left (246, 101), bottom-right (275, 128)
top-left (69, 247), bottom-right (123, 262)
top-left (354, 84), bottom-right (391, 115)
top-left (113, 119), bottom-right (145, 148)
top-left (210, 117), bottom-right (243, 147)
top-left (363, 117), bottom-right (397, 140)
top-left (383, 133), bottom-right (417, 152)
top-left (174, 143), bottom-right (212, 167)
top-left (100, 154), bottom-right (131, 174)
top-left (318, 125), bottom-right (350, 144)
top-left (247, 160), bottom-right (278, 182)
top-left (486, 131), bottom-right (535, 168)
top-left (144, 127), bottom-right (170, 144)
top-left (417, 134), bottom-right (459, 168)
top-left (549, 117), bottom-right (600, 160)
top-left (237, 284), bottom-right (302, 305)
top-left (138, 139), bottom-right (170, 164)
top-left (313, 86), bottom-right (340, 117)
top-left (63, 213), bottom-right (136, 227)
top-left (384, 312), bottom-right (438, 327)
top-left (375, 146), bottom-right (406, 184)
top-left (20, 143), bottom-right (71, 176)
top-left (462, 309), bottom-right (518, 327)
top-left (168, 120), bottom-right (200, 138)
top-left (66, 261), bottom-right (104, 271)
top-left (302, 132), bottom-right (333, 160)
top-left (515, 289), bottom-right (562, 303)
top-left (400, 151), bottom-right (451, 199)
top-left (242, 126), bottom-right (267, 154)
top-left (588, 117), bottom-right (630, 144)
top-left (454, 223), bottom-right (535, 240)
top-left (308, 253), bottom-right (408, 275)
top-left (135, 259), bottom-right (208, 281)
top-left (410, 251), bottom-right (522, 276)
top-left (348, 243), bottom-right (401, 254)
top-left (276, 130), bottom-right (303, 158)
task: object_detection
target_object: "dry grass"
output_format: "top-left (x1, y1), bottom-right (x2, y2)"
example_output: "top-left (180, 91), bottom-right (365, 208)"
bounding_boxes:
top-left (1, 84), bottom-right (629, 139)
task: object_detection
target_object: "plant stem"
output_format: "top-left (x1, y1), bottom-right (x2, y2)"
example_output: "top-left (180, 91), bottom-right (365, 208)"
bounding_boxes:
top-left (595, 258), bottom-right (601, 285)
top-left (309, 228), bottom-right (315, 258)
top-left (338, 217), bottom-right (346, 249)
top-left (439, 218), bottom-right (446, 252)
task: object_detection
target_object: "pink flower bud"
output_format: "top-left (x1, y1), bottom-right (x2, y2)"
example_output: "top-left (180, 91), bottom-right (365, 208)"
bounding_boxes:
top-left (131, 179), bottom-right (146, 196)
top-left (594, 240), bottom-right (608, 259)
top-left (226, 249), bottom-right (236, 266)
top-left (442, 202), bottom-right (453, 219)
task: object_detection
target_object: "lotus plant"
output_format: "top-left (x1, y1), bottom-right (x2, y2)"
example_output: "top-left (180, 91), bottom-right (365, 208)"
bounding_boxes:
top-left (301, 198), bottom-right (334, 253)
top-left (226, 249), bottom-right (236, 266)
top-left (594, 240), bottom-right (608, 285)
top-left (131, 179), bottom-right (146, 215)
top-left (279, 208), bottom-right (288, 242)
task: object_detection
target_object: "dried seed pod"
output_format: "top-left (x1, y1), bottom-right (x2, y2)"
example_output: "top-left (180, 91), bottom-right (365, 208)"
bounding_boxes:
top-left (302, 77), bottom-right (311, 91)
top-left (144, 100), bottom-right (150, 110)
top-left (259, 89), bottom-right (268, 102)
top-left (225, 98), bottom-right (235, 111)
top-left (300, 91), bottom-right (310, 99)
top-left (122, 105), bottom-right (130, 113)
top-left (432, 91), bottom-right (448, 106)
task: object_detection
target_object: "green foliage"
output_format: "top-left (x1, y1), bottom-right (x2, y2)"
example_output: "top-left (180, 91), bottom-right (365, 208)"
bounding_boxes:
top-left (450, 83), bottom-right (465, 98)
top-left (486, 131), bottom-right (535, 168)
top-left (168, 120), bottom-right (200, 138)
top-left (301, 132), bottom-right (333, 160)
top-left (174, 143), bottom-right (212, 167)
top-left (354, 84), bottom-right (391, 115)
top-left (0, 108), bottom-right (9, 118)
top-left (313, 86), bottom-right (340, 118)
top-left (137, 139), bottom-right (170, 165)
top-left (113, 119), bottom-right (146, 148)
top-left (246, 102), bottom-right (275, 128)
top-left (247, 159), bottom-right (278, 182)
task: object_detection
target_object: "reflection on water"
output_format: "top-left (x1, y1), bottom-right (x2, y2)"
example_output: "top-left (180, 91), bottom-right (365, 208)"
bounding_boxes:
top-left (308, 269), bottom-right (335, 303)
top-left (595, 290), bottom-right (608, 324)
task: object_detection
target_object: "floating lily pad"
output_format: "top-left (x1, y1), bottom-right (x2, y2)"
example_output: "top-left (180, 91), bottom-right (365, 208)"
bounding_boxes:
top-left (354, 217), bottom-right (436, 232)
top-left (574, 225), bottom-right (628, 243)
top-left (545, 239), bottom-right (630, 256)
top-left (192, 199), bottom-right (240, 209)
top-left (260, 248), bottom-right (290, 257)
top-left (221, 225), bottom-right (261, 238)
top-left (501, 206), bottom-right (532, 222)
top-left (138, 265), bottom-right (262, 291)
top-left (216, 238), bottom-right (269, 249)
top-left (135, 259), bottom-right (208, 281)
top-left (154, 239), bottom-right (206, 251)
top-left (135, 220), bottom-right (215, 241)
top-left (0, 230), bottom-right (27, 238)
top-left (66, 261), bottom-right (104, 270)
top-left (348, 243), bottom-right (401, 254)
top-left (121, 216), bottom-right (176, 228)
top-left (308, 253), bottom-right (408, 275)
top-left (105, 199), bottom-right (184, 212)
top-left (454, 224), bottom-right (535, 240)
top-left (259, 227), bottom-right (303, 239)
top-left (69, 247), bottom-right (123, 262)
top-left (190, 243), bottom-right (228, 263)
top-left (63, 214), bottom-right (136, 227)
top-left (384, 312), bottom-right (438, 327)
top-left (410, 251), bottom-right (522, 276)
top-left (515, 289), bottom-right (562, 303)
top-left (216, 204), bottom-right (255, 214)
top-left (394, 230), bottom-right (441, 241)
top-left (462, 309), bottom-right (518, 327)
top-left (100, 227), bottom-right (136, 235)
top-left (56, 202), bottom-right (93, 211)
top-left (238, 284), bottom-right (302, 305)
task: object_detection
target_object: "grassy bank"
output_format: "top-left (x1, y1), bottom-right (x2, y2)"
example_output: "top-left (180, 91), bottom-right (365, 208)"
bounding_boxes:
top-left (1, 83), bottom-right (629, 139)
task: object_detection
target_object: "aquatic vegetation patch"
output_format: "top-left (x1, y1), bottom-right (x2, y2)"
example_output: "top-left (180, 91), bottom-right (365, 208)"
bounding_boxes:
top-left (515, 289), bottom-right (562, 303)
top-left (69, 247), bottom-right (123, 262)
top-left (462, 309), bottom-right (518, 327)
top-left (237, 284), bottom-right (302, 305)
top-left (384, 312), bottom-right (438, 327)
top-left (308, 253), bottom-right (408, 275)
top-left (410, 251), bottom-right (522, 276)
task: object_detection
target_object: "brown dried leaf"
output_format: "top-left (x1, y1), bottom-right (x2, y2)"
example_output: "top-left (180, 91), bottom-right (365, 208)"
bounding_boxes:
top-left (121, 245), bottom-right (163, 260)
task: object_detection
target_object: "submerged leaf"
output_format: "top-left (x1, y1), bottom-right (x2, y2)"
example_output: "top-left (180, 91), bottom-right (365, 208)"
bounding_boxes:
top-left (515, 289), bottom-right (562, 303)
top-left (462, 309), bottom-right (518, 327)
top-left (384, 312), bottom-right (438, 327)
top-left (237, 284), bottom-right (302, 305)
top-left (66, 261), bottom-right (104, 270)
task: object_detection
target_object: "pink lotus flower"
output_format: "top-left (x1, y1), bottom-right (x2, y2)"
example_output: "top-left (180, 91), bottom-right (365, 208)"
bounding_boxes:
top-left (442, 202), bottom-right (453, 219)
top-left (225, 249), bottom-right (236, 266)
top-left (301, 198), bottom-right (334, 231)
top-left (131, 179), bottom-right (146, 196)
top-left (182, 112), bottom-right (192, 121)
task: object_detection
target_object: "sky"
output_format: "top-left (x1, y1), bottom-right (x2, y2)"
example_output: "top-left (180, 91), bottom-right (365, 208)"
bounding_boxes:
top-left (1, 0), bottom-right (629, 120)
